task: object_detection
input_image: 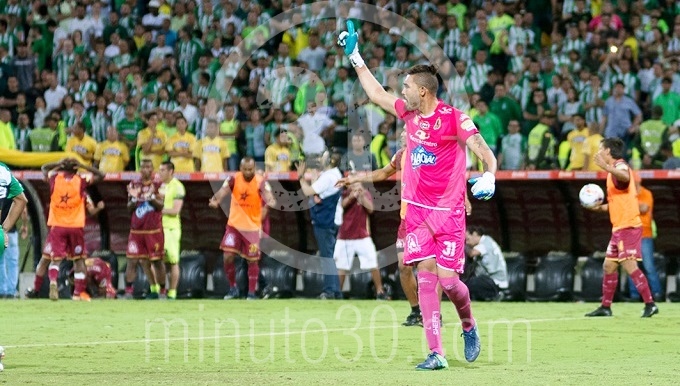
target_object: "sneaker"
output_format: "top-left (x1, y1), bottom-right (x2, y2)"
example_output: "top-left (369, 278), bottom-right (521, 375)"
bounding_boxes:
top-left (318, 292), bottom-right (333, 300)
top-left (402, 311), bottom-right (423, 327)
top-left (49, 282), bottom-right (58, 301)
top-left (415, 352), bottom-right (448, 371)
top-left (376, 292), bottom-right (389, 301)
top-left (25, 288), bottom-right (39, 299)
top-left (641, 303), bottom-right (659, 318)
top-left (147, 292), bottom-right (159, 300)
top-left (585, 306), bottom-right (612, 317)
top-left (72, 292), bottom-right (91, 302)
top-left (223, 287), bottom-right (240, 300)
top-left (461, 326), bottom-right (481, 363)
top-left (246, 292), bottom-right (258, 300)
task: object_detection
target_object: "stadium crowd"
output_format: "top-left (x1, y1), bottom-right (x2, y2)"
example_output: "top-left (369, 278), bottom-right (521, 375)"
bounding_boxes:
top-left (0, 0), bottom-right (679, 173)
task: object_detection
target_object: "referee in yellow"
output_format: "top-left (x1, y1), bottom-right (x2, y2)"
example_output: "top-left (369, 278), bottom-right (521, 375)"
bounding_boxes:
top-left (158, 161), bottom-right (185, 300)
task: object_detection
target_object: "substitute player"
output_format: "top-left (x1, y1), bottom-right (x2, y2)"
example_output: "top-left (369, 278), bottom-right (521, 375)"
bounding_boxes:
top-left (209, 157), bottom-right (275, 299)
top-left (158, 161), bottom-right (185, 300)
top-left (339, 21), bottom-right (497, 370)
top-left (33, 158), bottom-right (105, 301)
top-left (125, 159), bottom-right (165, 299)
top-left (584, 138), bottom-right (659, 318)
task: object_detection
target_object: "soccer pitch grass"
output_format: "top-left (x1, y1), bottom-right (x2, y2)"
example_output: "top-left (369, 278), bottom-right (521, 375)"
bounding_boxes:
top-left (1, 300), bottom-right (677, 385)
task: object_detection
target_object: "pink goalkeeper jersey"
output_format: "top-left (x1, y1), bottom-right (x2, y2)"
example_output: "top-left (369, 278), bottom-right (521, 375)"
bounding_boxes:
top-left (395, 99), bottom-right (479, 210)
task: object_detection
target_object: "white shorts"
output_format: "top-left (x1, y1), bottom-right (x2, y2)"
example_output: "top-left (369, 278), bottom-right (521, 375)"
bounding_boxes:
top-left (333, 237), bottom-right (378, 271)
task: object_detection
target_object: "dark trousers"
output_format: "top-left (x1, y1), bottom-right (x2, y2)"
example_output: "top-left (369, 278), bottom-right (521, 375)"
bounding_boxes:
top-left (313, 225), bottom-right (341, 297)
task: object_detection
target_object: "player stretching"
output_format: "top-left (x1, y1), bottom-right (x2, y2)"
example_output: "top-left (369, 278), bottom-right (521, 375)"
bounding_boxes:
top-left (210, 157), bottom-right (275, 299)
top-left (584, 138), bottom-right (659, 317)
top-left (33, 158), bottom-right (104, 301)
top-left (69, 257), bottom-right (117, 299)
top-left (338, 21), bottom-right (497, 370)
top-left (126, 159), bottom-right (165, 299)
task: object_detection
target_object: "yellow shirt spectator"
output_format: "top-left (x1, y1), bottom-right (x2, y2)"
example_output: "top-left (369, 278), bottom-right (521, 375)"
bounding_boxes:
top-left (165, 131), bottom-right (197, 173)
top-left (65, 128), bottom-right (97, 166)
top-left (94, 140), bottom-right (130, 172)
top-left (567, 127), bottom-right (589, 170)
top-left (264, 143), bottom-right (292, 172)
top-left (193, 135), bottom-right (229, 172)
top-left (583, 132), bottom-right (604, 171)
top-left (137, 127), bottom-right (168, 171)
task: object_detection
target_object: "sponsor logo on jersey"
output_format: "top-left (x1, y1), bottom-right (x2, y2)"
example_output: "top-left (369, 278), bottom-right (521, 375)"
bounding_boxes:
top-left (419, 121), bottom-right (430, 130)
top-left (411, 145), bottom-right (437, 168)
top-left (439, 107), bottom-right (453, 115)
top-left (433, 117), bottom-right (441, 130)
top-left (414, 129), bottom-right (430, 141)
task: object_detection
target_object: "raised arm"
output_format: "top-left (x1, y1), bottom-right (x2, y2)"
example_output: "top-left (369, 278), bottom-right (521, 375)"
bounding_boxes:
top-left (338, 21), bottom-right (398, 116)
top-left (41, 160), bottom-right (63, 180)
top-left (75, 160), bottom-right (106, 183)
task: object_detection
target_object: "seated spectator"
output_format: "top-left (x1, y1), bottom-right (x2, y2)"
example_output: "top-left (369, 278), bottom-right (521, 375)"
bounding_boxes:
top-left (464, 226), bottom-right (508, 301)
top-left (65, 122), bottom-right (97, 166)
top-left (194, 119), bottom-right (229, 172)
top-left (165, 115), bottom-right (196, 172)
top-left (264, 129), bottom-right (292, 172)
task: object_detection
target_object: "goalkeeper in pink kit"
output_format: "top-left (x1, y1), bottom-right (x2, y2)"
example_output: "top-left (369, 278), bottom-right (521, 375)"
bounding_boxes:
top-left (338, 21), bottom-right (497, 370)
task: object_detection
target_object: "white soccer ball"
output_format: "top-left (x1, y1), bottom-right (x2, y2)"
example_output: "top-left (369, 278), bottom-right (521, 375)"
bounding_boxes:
top-left (579, 184), bottom-right (604, 208)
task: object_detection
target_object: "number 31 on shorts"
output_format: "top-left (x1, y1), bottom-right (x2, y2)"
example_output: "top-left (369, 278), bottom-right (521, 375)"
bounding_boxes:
top-left (442, 241), bottom-right (456, 257)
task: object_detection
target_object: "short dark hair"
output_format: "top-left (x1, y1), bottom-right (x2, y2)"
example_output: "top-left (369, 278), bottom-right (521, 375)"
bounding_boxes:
top-left (601, 137), bottom-right (625, 159)
top-left (468, 225), bottom-right (486, 236)
top-left (160, 161), bottom-right (175, 172)
top-left (404, 64), bottom-right (439, 95)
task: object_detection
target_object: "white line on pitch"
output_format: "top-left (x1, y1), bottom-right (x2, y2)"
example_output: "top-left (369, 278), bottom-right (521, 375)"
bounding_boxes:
top-left (3, 316), bottom-right (593, 349)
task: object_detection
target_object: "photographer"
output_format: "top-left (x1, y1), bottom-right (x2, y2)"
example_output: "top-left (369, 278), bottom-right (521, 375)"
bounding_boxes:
top-left (464, 226), bottom-right (508, 301)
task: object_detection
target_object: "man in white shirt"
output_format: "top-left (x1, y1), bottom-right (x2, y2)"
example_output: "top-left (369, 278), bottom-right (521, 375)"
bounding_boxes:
top-left (148, 34), bottom-right (173, 64)
top-left (296, 101), bottom-right (335, 156)
top-left (297, 33), bottom-right (327, 72)
top-left (68, 3), bottom-right (95, 45)
top-left (104, 33), bottom-right (122, 59)
top-left (173, 90), bottom-right (198, 127)
top-left (142, 1), bottom-right (165, 30)
top-left (43, 73), bottom-right (68, 112)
